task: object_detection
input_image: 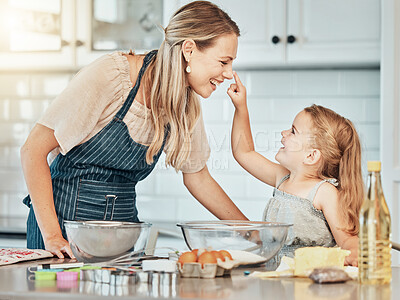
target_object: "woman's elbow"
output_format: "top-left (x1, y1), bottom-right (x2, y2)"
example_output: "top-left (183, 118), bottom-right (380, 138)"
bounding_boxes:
top-left (20, 141), bottom-right (38, 172)
top-left (232, 151), bottom-right (246, 166)
top-left (20, 138), bottom-right (41, 167)
top-left (20, 141), bottom-right (30, 166)
top-left (183, 172), bottom-right (197, 189)
top-left (183, 166), bottom-right (208, 188)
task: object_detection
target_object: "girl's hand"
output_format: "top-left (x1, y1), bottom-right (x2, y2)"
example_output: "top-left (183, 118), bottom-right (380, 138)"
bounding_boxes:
top-left (227, 71), bottom-right (247, 109)
top-left (44, 236), bottom-right (75, 259)
top-left (344, 247), bottom-right (358, 267)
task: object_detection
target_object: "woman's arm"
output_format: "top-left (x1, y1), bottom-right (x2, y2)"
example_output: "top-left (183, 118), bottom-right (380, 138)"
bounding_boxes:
top-left (20, 124), bottom-right (74, 258)
top-left (182, 165), bottom-right (248, 220)
top-left (228, 72), bottom-right (287, 187)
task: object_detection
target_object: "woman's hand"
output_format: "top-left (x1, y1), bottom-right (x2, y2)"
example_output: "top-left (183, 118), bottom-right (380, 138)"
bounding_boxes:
top-left (227, 71), bottom-right (247, 109)
top-left (44, 236), bottom-right (75, 259)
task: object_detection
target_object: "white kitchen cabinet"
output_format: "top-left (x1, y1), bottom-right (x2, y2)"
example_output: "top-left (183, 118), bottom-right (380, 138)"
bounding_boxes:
top-left (180, 0), bottom-right (380, 67)
top-left (286, 0), bottom-right (380, 66)
top-left (0, 0), bottom-right (178, 70)
top-left (0, 0), bottom-right (380, 70)
top-left (180, 0), bottom-right (286, 68)
top-left (0, 0), bottom-right (75, 70)
top-left (75, 0), bottom-right (180, 67)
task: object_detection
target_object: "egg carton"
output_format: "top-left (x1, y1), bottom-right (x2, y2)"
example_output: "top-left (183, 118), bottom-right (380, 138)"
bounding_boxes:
top-left (178, 259), bottom-right (236, 278)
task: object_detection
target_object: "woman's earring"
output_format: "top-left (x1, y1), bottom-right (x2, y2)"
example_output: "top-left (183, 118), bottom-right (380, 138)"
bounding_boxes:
top-left (186, 65), bottom-right (191, 73)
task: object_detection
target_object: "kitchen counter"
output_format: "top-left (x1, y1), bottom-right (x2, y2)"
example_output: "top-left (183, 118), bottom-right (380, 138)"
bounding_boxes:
top-left (0, 258), bottom-right (397, 300)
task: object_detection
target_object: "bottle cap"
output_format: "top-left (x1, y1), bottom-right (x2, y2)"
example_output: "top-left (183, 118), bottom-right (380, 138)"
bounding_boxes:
top-left (367, 161), bottom-right (381, 172)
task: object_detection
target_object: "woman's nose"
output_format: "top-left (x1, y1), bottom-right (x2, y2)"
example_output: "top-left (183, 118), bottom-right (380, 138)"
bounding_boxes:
top-left (222, 65), bottom-right (233, 79)
top-left (281, 129), bottom-right (288, 137)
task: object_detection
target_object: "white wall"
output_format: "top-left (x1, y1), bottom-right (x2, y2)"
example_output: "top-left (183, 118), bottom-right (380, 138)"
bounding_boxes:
top-left (0, 67), bottom-right (380, 224)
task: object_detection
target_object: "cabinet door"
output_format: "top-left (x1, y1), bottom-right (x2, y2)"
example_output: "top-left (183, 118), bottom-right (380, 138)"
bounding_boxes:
top-left (287, 0), bottom-right (380, 66)
top-left (76, 0), bottom-right (176, 67)
top-left (179, 0), bottom-right (286, 67)
top-left (0, 0), bottom-right (74, 70)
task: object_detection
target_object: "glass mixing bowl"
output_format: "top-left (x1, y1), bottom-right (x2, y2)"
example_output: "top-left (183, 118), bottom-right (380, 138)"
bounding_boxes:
top-left (177, 221), bottom-right (292, 262)
top-left (64, 220), bottom-right (152, 263)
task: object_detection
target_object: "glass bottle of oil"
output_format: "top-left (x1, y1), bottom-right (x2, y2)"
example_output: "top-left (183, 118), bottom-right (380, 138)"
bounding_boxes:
top-left (359, 161), bottom-right (392, 284)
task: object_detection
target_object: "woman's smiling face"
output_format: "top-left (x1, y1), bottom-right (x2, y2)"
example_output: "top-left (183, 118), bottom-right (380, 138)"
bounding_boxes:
top-left (185, 33), bottom-right (238, 98)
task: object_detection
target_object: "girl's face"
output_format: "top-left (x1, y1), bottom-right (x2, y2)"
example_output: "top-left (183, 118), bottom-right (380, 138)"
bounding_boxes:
top-left (185, 33), bottom-right (238, 98)
top-left (275, 110), bottom-right (316, 169)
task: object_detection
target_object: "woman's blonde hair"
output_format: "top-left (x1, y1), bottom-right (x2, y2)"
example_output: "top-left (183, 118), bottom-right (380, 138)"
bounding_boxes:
top-left (141, 1), bottom-right (240, 170)
top-left (304, 104), bottom-right (364, 235)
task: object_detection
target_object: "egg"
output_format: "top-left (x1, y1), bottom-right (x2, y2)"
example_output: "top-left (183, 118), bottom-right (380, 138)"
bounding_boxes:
top-left (219, 250), bottom-right (233, 261)
top-left (197, 251), bottom-right (217, 266)
top-left (178, 251), bottom-right (197, 266)
top-left (191, 249), bottom-right (199, 258)
top-left (210, 250), bottom-right (225, 262)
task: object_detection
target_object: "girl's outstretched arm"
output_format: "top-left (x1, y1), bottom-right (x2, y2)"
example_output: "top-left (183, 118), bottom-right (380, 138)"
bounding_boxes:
top-left (228, 72), bottom-right (287, 187)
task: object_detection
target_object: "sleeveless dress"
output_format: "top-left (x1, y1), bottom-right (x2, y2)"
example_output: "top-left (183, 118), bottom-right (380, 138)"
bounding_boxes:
top-left (263, 174), bottom-right (337, 259)
top-left (23, 50), bottom-right (166, 249)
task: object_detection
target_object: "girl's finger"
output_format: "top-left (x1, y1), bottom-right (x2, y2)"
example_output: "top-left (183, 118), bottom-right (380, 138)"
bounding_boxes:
top-left (233, 71), bottom-right (243, 88)
top-left (227, 87), bottom-right (235, 98)
top-left (229, 83), bottom-right (238, 92)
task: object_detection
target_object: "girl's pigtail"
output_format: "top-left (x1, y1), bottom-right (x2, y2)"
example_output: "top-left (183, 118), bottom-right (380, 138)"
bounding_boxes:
top-left (337, 120), bottom-right (364, 235)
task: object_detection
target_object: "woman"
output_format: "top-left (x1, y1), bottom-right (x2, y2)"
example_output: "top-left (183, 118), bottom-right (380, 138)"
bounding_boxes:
top-left (20, 1), bottom-right (248, 258)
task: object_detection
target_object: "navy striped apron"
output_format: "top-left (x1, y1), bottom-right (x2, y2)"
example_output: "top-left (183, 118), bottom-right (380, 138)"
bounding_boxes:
top-left (23, 50), bottom-right (165, 249)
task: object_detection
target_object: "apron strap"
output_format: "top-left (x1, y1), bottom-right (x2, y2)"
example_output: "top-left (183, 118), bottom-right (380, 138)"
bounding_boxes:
top-left (116, 50), bottom-right (158, 120)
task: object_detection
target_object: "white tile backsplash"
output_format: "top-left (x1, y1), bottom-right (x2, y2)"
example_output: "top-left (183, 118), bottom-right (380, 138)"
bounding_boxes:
top-left (0, 75), bottom-right (30, 97)
top-left (234, 199), bottom-right (269, 221)
top-left (212, 172), bottom-right (247, 198)
top-left (155, 170), bottom-right (188, 196)
top-left (6, 192), bottom-right (29, 217)
top-left (9, 99), bottom-right (50, 121)
top-left (340, 70), bottom-right (380, 96)
top-left (176, 197), bottom-right (217, 221)
top-left (293, 70), bottom-right (341, 96)
top-left (30, 74), bottom-right (72, 97)
top-left (0, 99), bottom-right (10, 120)
top-left (245, 176), bottom-right (274, 199)
top-left (0, 170), bottom-right (26, 192)
top-left (356, 123), bottom-right (380, 149)
top-left (136, 195), bottom-right (177, 222)
top-left (248, 71), bottom-right (294, 96)
top-left (0, 68), bottom-right (380, 223)
top-left (0, 123), bottom-right (31, 145)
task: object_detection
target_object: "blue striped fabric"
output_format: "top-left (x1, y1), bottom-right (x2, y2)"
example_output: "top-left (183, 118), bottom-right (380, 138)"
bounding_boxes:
top-left (23, 50), bottom-right (166, 249)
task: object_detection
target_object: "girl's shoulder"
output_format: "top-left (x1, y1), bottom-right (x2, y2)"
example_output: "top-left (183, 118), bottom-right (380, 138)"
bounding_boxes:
top-left (312, 181), bottom-right (339, 210)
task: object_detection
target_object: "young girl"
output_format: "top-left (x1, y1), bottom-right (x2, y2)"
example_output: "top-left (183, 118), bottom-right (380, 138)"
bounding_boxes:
top-left (227, 72), bottom-right (363, 266)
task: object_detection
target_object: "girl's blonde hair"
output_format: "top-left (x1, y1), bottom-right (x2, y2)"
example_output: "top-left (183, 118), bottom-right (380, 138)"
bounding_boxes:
top-left (142, 1), bottom-right (240, 170)
top-left (304, 104), bottom-right (364, 235)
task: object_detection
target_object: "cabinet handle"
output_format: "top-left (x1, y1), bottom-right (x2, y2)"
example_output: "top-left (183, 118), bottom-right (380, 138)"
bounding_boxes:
top-left (75, 40), bottom-right (84, 47)
top-left (287, 35), bottom-right (296, 44)
top-left (271, 36), bottom-right (280, 44)
top-left (60, 40), bottom-right (70, 47)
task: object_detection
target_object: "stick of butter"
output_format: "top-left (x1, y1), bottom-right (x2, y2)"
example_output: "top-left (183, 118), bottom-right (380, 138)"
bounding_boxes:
top-left (294, 247), bottom-right (351, 277)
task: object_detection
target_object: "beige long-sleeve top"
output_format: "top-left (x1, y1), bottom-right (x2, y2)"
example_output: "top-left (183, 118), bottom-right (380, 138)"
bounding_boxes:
top-left (39, 52), bottom-right (210, 173)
